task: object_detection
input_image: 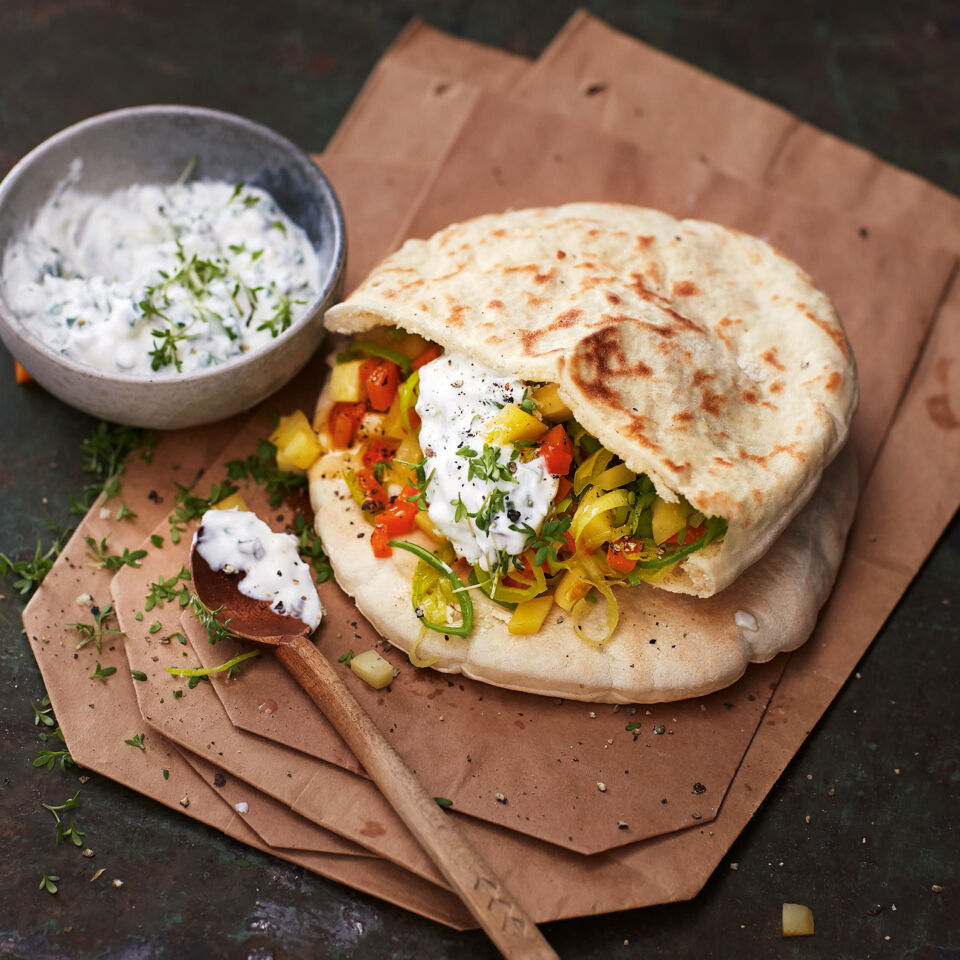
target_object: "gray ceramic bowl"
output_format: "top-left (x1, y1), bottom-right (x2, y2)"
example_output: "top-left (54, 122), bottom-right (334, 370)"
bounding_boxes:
top-left (0, 105), bottom-right (345, 429)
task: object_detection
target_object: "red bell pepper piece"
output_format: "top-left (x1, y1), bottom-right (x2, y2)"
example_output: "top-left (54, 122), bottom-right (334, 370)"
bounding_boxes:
top-left (360, 358), bottom-right (400, 412)
top-left (362, 437), bottom-right (399, 470)
top-left (327, 402), bottom-right (365, 448)
top-left (378, 485), bottom-right (419, 535)
top-left (411, 343), bottom-right (443, 370)
top-left (370, 521), bottom-right (391, 558)
top-left (539, 424), bottom-right (573, 476)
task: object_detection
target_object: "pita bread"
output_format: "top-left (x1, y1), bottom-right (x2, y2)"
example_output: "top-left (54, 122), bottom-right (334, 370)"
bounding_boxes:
top-left (309, 442), bottom-right (857, 703)
top-left (324, 203), bottom-right (857, 597)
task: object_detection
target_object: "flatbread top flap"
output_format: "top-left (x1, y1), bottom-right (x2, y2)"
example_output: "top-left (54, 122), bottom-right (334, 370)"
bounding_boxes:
top-left (324, 203), bottom-right (858, 596)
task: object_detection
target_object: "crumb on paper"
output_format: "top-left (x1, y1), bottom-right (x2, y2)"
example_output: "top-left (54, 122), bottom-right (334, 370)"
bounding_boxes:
top-left (179, 795), bottom-right (190, 808)
top-left (235, 801), bottom-right (249, 814)
top-left (495, 792), bottom-right (507, 804)
top-left (596, 781), bottom-right (607, 792)
top-left (76, 593), bottom-right (93, 605)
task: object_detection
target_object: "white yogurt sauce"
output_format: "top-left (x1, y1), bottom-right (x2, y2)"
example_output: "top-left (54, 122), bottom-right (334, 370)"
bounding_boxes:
top-left (415, 352), bottom-right (558, 571)
top-left (2, 175), bottom-right (320, 375)
top-left (194, 508), bottom-right (322, 630)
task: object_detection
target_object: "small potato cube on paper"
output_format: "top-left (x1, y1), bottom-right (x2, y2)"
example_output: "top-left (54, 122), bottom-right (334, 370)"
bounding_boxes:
top-left (350, 650), bottom-right (393, 689)
top-left (782, 903), bottom-right (814, 937)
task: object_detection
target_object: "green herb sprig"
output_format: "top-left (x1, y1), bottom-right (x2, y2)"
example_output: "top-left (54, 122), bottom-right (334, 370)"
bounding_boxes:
top-left (225, 439), bottom-right (306, 508)
top-left (188, 593), bottom-right (240, 645)
top-left (71, 604), bottom-right (120, 653)
top-left (41, 790), bottom-right (84, 845)
top-left (0, 533), bottom-right (68, 595)
top-left (291, 514), bottom-right (332, 583)
top-left (511, 515), bottom-right (573, 567)
top-left (143, 567), bottom-right (191, 611)
top-left (168, 480), bottom-right (238, 544)
top-left (90, 662), bottom-right (117, 682)
top-left (85, 536), bottom-right (147, 572)
top-left (38, 873), bottom-right (60, 895)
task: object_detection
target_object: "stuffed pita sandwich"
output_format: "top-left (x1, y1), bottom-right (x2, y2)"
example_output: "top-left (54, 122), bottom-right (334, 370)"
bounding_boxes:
top-left (309, 203), bottom-right (858, 702)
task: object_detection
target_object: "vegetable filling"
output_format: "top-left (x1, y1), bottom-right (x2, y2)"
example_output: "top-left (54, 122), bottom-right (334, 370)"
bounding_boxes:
top-left (323, 332), bottom-right (727, 646)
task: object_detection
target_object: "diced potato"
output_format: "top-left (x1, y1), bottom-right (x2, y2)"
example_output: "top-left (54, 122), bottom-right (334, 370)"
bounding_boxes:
top-left (212, 492), bottom-right (249, 512)
top-left (414, 511), bottom-right (447, 544)
top-left (272, 411), bottom-right (323, 474)
top-left (531, 383), bottom-right (573, 422)
top-left (329, 359), bottom-right (365, 403)
top-left (350, 649), bottom-right (394, 689)
top-left (651, 497), bottom-right (690, 545)
top-left (484, 404), bottom-right (548, 444)
top-left (270, 410), bottom-right (312, 450)
top-left (508, 595), bottom-right (555, 635)
top-left (554, 569), bottom-right (592, 612)
top-left (782, 903), bottom-right (814, 937)
top-left (277, 429), bottom-right (323, 472)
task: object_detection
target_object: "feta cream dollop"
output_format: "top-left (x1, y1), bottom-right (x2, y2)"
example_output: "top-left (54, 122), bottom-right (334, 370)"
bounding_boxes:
top-left (415, 351), bottom-right (558, 571)
top-left (1, 172), bottom-right (320, 375)
top-left (194, 508), bottom-right (322, 630)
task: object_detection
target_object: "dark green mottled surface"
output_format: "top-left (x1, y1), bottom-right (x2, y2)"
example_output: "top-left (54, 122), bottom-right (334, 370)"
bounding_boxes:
top-left (0, 2), bottom-right (957, 958)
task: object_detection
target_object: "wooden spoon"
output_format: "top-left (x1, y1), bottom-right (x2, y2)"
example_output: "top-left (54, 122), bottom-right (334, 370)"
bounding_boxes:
top-left (190, 542), bottom-right (558, 960)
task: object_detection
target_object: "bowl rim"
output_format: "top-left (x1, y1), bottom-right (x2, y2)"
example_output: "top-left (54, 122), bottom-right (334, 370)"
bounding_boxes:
top-left (0, 103), bottom-right (345, 385)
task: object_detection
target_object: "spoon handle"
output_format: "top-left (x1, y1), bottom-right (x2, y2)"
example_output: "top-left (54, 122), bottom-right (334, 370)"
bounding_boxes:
top-left (274, 635), bottom-right (558, 960)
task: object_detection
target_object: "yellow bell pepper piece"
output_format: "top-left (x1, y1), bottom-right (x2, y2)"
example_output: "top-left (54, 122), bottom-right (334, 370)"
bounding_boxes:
top-left (531, 383), bottom-right (573, 422)
top-left (329, 359), bottom-right (364, 403)
top-left (508, 594), bottom-right (555, 635)
top-left (349, 650), bottom-right (394, 689)
top-left (212, 492), bottom-right (249, 512)
top-left (484, 404), bottom-right (548, 444)
top-left (651, 497), bottom-right (690, 545)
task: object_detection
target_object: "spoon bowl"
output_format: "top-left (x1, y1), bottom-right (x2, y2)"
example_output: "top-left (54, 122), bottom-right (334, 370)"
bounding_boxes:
top-left (189, 539), bottom-right (309, 645)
